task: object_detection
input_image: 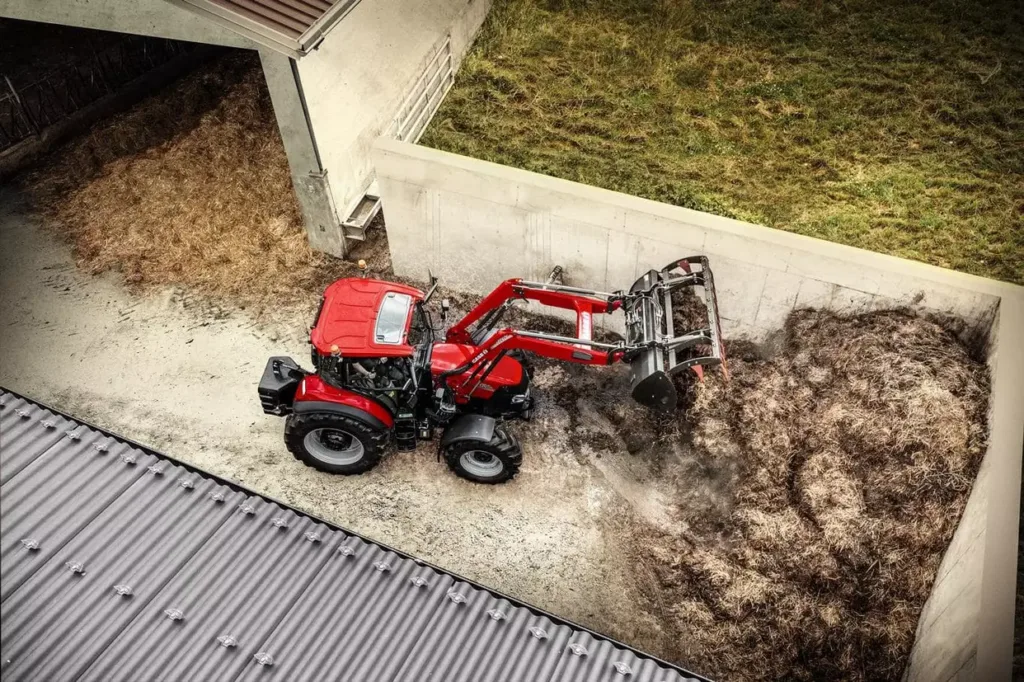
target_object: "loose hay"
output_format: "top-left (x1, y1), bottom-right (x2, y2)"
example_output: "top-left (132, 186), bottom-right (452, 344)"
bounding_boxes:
top-left (628, 309), bottom-right (990, 681)
top-left (24, 53), bottom-right (364, 309)
top-left (509, 306), bottom-right (988, 681)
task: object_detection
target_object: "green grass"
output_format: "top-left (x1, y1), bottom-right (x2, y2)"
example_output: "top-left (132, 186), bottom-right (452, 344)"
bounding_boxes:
top-left (421, 0), bottom-right (1024, 284)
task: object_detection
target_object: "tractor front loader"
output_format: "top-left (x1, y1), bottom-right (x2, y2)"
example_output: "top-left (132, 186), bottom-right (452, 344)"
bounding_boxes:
top-left (259, 256), bottom-right (726, 484)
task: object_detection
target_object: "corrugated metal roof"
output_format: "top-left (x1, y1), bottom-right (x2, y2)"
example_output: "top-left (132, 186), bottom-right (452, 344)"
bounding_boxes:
top-left (0, 388), bottom-right (710, 682)
top-left (164, 0), bottom-right (361, 57)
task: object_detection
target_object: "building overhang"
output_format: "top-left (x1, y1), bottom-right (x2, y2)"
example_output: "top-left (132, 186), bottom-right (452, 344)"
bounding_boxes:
top-left (164, 0), bottom-right (361, 58)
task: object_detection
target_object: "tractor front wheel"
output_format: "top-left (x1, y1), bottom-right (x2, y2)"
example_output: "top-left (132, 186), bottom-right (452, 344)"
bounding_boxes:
top-left (443, 425), bottom-right (522, 484)
top-left (285, 411), bottom-right (389, 475)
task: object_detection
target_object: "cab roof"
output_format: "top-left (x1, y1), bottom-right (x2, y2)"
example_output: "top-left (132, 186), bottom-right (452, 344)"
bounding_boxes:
top-left (310, 278), bottom-right (424, 358)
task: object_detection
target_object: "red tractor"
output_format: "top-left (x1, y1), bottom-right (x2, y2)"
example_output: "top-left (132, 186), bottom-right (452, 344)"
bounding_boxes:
top-left (259, 257), bottom-right (726, 484)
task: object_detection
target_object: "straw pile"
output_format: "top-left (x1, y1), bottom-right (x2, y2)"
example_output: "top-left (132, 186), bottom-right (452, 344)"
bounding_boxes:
top-left (25, 53), bottom-right (365, 308)
top-left (632, 309), bottom-right (990, 681)
top-left (521, 306), bottom-right (987, 680)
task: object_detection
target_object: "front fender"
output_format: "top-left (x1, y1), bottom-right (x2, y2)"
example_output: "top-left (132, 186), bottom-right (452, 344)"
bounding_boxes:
top-left (440, 414), bottom-right (496, 448)
top-left (294, 375), bottom-right (395, 430)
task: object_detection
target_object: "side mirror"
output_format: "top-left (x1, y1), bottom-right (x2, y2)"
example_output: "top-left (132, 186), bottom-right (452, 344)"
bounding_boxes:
top-left (423, 271), bottom-right (440, 303)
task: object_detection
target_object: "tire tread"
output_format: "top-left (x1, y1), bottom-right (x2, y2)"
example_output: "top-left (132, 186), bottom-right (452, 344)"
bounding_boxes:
top-left (443, 424), bottom-right (522, 484)
top-left (284, 411), bottom-right (389, 475)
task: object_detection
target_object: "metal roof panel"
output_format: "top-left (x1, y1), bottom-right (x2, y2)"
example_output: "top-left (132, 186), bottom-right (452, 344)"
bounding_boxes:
top-left (235, 535), bottom-right (456, 681)
top-left (1, 458), bottom-right (244, 682)
top-left (0, 393), bottom-right (77, 484)
top-left (80, 498), bottom-right (343, 682)
top-left (0, 427), bottom-right (158, 601)
top-left (551, 631), bottom-right (705, 682)
top-left (165, 0), bottom-right (362, 57)
top-left (393, 579), bottom-right (576, 682)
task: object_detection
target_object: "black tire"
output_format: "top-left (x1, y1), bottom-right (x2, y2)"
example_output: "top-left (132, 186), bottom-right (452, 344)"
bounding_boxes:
top-left (443, 425), bottom-right (522, 484)
top-left (285, 411), bottom-right (389, 475)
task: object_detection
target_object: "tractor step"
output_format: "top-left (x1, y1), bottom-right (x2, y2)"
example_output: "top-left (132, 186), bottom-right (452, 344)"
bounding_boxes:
top-left (342, 192), bottom-right (382, 241)
top-left (395, 412), bottom-right (417, 451)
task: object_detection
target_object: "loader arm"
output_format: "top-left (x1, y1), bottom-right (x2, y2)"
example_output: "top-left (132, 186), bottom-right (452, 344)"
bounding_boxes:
top-left (441, 326), bottom-right (623, 403)
top-left (445, 278), bottom-right (621, 347)
top-left (444, 256), bottom-right (728, 410)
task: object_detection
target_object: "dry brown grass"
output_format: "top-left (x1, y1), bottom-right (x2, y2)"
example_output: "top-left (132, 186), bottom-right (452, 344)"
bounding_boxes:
top-left (24, 53), bottom-right (365, 309)
top-left (635, 309), bottom-right (990, 681)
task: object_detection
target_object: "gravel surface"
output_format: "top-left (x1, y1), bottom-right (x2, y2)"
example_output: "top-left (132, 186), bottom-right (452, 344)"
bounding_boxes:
top-left (0, 190), bottom-right (670, 656)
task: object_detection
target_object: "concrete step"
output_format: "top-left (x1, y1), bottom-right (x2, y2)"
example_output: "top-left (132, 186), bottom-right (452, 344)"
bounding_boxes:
top-left (342, 193), bottom-right (381, 241)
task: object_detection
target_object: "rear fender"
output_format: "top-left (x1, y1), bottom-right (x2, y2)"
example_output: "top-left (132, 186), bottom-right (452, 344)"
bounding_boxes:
top-left (294, 375), bottom-right (395, 430)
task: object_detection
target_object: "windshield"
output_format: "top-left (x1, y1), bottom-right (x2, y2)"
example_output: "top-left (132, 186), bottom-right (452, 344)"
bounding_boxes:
top-left (375, 293), bottom-right (413, 344)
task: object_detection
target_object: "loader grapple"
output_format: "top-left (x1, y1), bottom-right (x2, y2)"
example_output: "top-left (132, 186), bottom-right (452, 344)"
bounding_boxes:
top-left (625, 256), bottom-right (727, 410)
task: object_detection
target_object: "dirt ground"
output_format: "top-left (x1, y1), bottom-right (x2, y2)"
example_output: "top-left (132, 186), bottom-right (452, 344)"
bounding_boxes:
top-left (0, 188), bottom-right (669, 656)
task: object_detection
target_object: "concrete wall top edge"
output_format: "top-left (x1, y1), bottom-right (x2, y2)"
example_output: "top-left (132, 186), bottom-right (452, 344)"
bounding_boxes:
top-left (974, 296), bottom-right (1024, 681)
top-left (375, 139), bottom-right (1021, 302)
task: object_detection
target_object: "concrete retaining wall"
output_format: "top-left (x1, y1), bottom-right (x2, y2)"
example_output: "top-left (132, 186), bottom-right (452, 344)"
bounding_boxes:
top-left (372, 138), bottom-right (1024, 681)
top-left (905, 298), bottom-right (1024, 682)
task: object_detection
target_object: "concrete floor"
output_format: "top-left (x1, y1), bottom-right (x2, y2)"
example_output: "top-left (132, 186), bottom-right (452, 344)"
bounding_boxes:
top-left (0, 190), bottom-right (674, 653)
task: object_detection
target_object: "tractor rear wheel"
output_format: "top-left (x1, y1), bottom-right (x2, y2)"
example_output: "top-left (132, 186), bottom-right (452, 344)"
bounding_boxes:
top-left (443, 425), bottom-right (522, 484)
top-left (285, 411), bottom-right (389, 475)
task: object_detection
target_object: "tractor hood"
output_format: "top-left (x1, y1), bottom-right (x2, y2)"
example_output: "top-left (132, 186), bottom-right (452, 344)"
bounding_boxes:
top-left (310, 278), bottom-right (424, 358)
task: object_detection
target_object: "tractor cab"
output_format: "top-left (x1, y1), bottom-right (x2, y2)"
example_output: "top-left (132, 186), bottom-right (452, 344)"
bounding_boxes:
top-left (309, 277), bottom-right (528, 407)
top-left (310, 278), bottom-right (425, 358)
